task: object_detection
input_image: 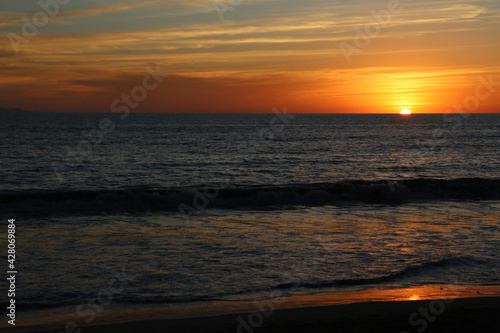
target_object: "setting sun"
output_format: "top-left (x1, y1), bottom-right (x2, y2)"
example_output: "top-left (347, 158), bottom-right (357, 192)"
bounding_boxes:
top-left (400, 109), bottom-right (412, 115)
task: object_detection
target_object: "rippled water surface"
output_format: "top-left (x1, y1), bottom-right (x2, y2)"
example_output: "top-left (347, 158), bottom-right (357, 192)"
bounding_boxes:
top-left (1, 113), bottom-right (499, 190)
top-left (0, 112), bottom-right (498, 311)
top-left (13, 200), bottom-right (500, 308)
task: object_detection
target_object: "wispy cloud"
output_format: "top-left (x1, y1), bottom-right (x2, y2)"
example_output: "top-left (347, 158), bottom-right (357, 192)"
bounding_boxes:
top-left (0, 0), bottom-right (499, 112)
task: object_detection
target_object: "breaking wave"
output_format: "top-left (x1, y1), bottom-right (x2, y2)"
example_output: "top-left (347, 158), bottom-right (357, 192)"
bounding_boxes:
top-left (269, 256), bottom-right (486, 291)
top-left (1, 178), bottom-right (499, 218)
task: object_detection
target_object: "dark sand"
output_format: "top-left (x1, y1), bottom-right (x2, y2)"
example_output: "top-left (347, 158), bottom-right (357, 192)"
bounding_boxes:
top-left (6, 296), bottom-right (499, 333)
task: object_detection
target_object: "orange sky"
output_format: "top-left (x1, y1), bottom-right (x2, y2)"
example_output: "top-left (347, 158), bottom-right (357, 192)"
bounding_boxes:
top-left (1, 0), bottom-right (499, 113)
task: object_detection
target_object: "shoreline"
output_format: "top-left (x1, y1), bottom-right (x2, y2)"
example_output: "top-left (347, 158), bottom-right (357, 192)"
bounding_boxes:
top-left (4, 285), bottom-right (499, 333)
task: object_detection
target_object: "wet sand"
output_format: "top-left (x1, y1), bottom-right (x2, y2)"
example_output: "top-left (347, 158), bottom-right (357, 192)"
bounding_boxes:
top-left (5, 286), bottom-right (499, 333)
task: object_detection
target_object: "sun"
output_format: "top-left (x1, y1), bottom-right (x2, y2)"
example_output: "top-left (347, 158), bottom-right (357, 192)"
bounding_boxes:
top-left (400, 109), bottom-right (412, 115)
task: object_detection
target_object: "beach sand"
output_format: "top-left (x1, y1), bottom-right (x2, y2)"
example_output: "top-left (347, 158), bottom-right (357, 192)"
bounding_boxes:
top-left (5, 286), bottom-right (499, 333)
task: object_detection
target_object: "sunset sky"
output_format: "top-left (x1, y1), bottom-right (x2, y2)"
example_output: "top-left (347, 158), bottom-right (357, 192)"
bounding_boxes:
top-left (1, 0), bottom-right (499, 113)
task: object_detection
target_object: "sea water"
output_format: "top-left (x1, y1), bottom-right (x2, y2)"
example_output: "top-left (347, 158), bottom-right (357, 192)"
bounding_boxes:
top-left (0, 112), bottom-right (499, 315)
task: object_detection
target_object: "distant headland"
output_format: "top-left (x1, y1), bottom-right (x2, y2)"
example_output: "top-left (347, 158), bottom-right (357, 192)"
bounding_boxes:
top-left (0, 108), bottom-right (33, 113)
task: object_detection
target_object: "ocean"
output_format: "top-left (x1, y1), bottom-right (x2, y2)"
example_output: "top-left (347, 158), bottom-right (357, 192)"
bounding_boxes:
top-left (0, 112), bottom-right (499, 320)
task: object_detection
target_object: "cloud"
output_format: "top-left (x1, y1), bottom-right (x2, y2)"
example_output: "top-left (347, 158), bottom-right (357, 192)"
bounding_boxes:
top-left (0, 0), bottom-right (213, 29)
top-left (59, 0), bottom-right (219, 18)
top-left (0, 0), bottom-right (498, 112)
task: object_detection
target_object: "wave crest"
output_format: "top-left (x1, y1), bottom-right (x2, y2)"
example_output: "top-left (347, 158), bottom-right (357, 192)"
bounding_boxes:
top-left (1, 178), bottom-right (499, 217)
top-left (270, 256), bottom-right (484, 291)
